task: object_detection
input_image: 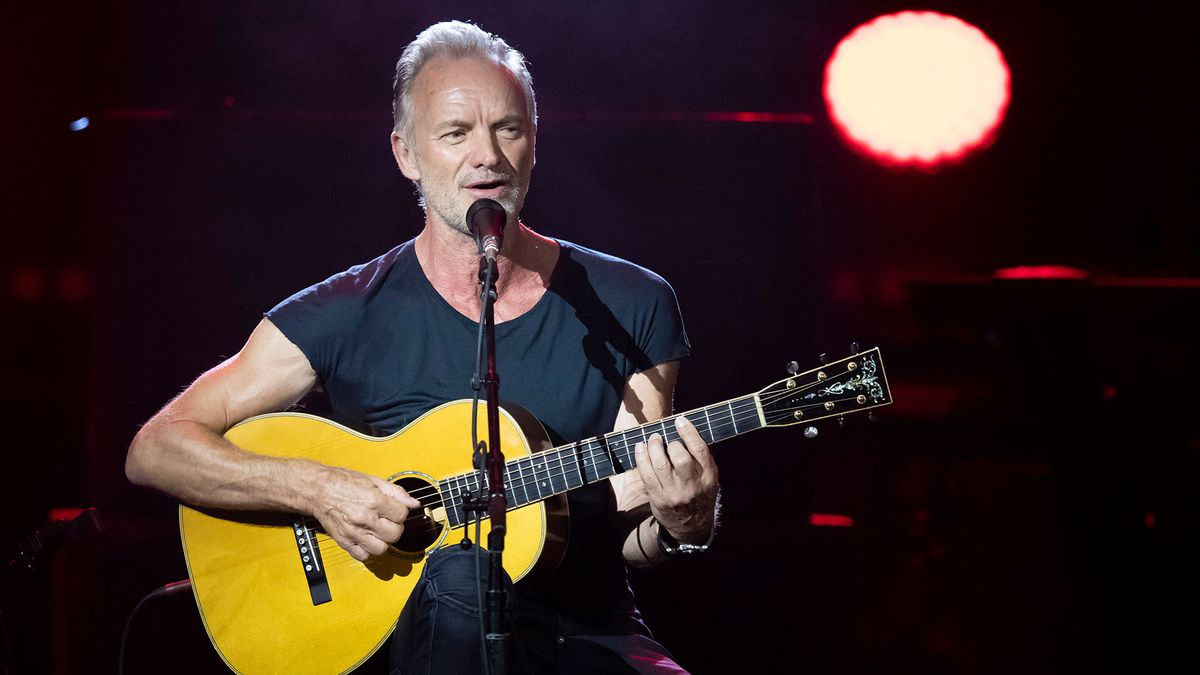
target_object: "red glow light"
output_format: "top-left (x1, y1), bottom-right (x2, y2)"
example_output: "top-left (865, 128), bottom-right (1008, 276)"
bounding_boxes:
top-left (10, 266), bottom-right (47, 301)
top-left (49, 507), bottom-right (85, 522)
top-left (824, 11), bottom-right (1010, 168)
top-left (993, 265), bottom-right (1090, 280)
top-left (809, 513), bottom-right (855, 527)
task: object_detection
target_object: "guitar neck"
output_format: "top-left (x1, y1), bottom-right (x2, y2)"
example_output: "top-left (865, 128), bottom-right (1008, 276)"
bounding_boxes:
top-left (440, 395), bottom-right (762, 527)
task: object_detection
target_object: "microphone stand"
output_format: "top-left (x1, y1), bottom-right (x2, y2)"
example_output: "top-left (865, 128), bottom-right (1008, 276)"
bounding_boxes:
top-left (472, 255), bottom-right (510, 675)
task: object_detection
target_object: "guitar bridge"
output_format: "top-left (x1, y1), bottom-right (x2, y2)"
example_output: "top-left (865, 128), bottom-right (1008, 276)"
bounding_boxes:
top-left (293, 519), bottom-right (332, 606)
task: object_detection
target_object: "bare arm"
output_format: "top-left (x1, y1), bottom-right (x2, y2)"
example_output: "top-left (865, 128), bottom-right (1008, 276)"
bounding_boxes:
top-left (125, 318), bottom-right (418, 561)
top-left (611, 361), bottom-right (720, 568)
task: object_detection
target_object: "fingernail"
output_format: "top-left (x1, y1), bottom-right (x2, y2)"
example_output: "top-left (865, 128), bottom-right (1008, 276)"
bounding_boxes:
top-left (636, 442), bottom-right (646, 454)
top-left (675, 416), bottom-right (689, 428)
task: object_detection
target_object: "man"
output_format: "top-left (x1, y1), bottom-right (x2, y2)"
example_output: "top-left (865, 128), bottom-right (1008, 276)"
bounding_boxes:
top-left (126, 20), bottom-right (719, 674)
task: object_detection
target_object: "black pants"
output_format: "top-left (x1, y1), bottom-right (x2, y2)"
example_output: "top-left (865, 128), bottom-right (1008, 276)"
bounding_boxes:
top-left (384, 546), bottom-right (687, 675)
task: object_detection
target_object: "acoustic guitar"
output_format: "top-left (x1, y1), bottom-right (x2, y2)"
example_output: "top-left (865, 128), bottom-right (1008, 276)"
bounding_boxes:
top-left (179, 348), bottom-right (891, 673)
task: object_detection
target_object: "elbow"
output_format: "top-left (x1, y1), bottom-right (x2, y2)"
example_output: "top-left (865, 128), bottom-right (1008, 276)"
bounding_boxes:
top-left (125, 427), bottom-right (157, 487)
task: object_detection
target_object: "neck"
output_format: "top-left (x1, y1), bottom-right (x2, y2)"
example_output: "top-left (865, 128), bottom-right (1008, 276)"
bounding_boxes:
top-left (414, 217), bottom-right (558, 314)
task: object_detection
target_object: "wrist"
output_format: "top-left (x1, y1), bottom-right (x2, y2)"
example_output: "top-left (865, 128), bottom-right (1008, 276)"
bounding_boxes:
top-left (657, 519), bottom-right (715, 555)
top-left (284, 457), bottom-right (331, 516)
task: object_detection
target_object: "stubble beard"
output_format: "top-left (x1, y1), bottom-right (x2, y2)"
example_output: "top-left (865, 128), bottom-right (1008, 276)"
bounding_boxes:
top-left (421, 180), bottom-right (528, 238)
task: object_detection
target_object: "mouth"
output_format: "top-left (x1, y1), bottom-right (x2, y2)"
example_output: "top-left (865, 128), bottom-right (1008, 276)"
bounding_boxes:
top-left (464, 178), bottom-right (510, 197)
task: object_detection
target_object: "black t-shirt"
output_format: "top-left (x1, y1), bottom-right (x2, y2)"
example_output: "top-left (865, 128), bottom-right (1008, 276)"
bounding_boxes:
top-left (266, 237), bottom-right (690, 633)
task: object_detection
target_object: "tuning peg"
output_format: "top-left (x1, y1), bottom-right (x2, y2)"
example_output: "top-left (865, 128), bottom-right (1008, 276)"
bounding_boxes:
top-left (837, 415), bottom-right (846, 428)
top-left (850, 341), bottom-right (860, 354)
top-left (803, 426), bottom-right (819, 439)
top-left (818, 353), bottom-right (829, 365)
top-left (786, 361), bottom-right (800, 375)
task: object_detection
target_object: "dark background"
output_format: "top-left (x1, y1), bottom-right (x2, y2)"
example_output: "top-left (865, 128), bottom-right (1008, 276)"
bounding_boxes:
top-left (2, 1), bottom-right (1197, 673)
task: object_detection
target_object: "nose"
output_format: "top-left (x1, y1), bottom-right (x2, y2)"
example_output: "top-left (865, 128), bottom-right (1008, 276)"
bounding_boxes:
top-left (467, 130), bottom-right (503, 170)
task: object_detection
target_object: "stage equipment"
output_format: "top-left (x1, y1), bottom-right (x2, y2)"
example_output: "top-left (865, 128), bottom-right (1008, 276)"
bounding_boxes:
top-left (824, 11), bottom-right (1010, 168)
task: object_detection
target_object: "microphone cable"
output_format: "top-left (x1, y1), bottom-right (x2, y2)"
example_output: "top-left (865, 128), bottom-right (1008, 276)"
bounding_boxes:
top-left (118, 579), bottom-right (191, 675)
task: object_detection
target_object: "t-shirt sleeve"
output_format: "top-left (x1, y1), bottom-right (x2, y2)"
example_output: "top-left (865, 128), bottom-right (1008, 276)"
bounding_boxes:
top-left (265, 277), bottom-right (361, 384)
top-left (633, 272), bottom-right (691, 372)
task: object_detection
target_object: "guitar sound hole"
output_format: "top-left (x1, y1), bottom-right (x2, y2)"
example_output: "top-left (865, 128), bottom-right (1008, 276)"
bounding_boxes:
top-left (393, 475), bottom-right (445, 554)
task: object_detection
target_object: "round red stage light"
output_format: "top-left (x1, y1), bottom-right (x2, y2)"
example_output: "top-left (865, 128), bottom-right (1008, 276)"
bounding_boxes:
top-left (824, 11), bottom-right (1010, 168)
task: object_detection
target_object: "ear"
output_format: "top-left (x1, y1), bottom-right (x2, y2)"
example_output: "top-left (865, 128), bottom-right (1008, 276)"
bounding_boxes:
top-left (391, 132), bottom-right (421, 181)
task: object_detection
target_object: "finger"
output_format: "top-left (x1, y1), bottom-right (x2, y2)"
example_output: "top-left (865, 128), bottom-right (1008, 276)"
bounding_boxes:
top-left (358, 532), bottom-right (389, 557)
top-left (634, 441), bottom-right (663, 493)
top-left (371, 482), bottom-right (415, 523)
top-left (646, 432), bottom-right (673, 479)
top-left (675, 416), bottom-right (716, 472)
top-left (344, 542), bottom-right (369, 562)
top-left (664, 439), bottom-right (698, 481)
top-left (371, 516), bottom-right (404, 544)
top-left (376, 477), bottom-right (421, 509)
top-left (376, 498), bottom-right (411, 526)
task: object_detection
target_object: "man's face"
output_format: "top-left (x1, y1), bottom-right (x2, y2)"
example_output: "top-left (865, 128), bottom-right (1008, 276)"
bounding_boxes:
top-left (392, 56), bottom-right (535, 236)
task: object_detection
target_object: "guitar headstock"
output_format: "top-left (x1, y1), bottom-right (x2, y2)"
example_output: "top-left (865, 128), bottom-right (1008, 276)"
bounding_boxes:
top-left (756, 347), bottom-right (891, 427)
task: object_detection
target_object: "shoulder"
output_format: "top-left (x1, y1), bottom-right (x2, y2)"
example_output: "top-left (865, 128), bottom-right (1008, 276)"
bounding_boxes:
top-left (270, 239), bottom-right (416, 314)
top-left (555, 239), bottom-right (677, 299)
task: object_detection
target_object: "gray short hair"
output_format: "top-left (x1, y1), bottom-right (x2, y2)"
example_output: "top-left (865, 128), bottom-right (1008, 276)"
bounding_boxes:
top-left (392, 21), bottom-right (537, 142)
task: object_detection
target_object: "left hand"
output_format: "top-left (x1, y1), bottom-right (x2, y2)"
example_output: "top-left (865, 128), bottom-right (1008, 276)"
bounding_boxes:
top-left (633, 415), bottom-right (720, 544)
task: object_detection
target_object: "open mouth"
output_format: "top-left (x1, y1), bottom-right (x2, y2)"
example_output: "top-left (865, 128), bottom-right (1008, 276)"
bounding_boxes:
top-left (466, 179), bottom-right (507, 191)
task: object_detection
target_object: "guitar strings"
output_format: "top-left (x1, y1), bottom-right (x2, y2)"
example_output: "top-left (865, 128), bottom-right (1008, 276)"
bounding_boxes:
top-left (314, 391), bottom-right (878, 569)
top-left (402, 379), bottom-right (861, 509)
top-left (355, 391), bottom-right (876, 542)
top-left (214, 382), bottom-right (882, 569)
top-left (382, 385), bottom-right (864, 522)
top-left (395, 374), bottom-right (850, 506)
top-left (261, 378), bottom-right (878, 563)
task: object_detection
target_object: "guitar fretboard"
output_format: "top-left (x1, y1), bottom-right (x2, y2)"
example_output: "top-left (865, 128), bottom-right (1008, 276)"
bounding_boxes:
top-left (439, 395), bottom-right (761, 527)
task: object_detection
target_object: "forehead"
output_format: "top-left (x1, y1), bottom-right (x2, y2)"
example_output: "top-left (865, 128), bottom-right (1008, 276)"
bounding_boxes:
top-left (410, 56), bottom-right (528, 123)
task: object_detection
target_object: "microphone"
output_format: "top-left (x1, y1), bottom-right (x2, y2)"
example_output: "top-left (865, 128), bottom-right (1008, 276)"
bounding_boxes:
top-left (466, 198), bottom-right (506, 261)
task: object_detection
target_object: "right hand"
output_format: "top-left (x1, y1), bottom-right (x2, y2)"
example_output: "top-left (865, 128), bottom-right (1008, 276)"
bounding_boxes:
top-left (309, 466), bottom-right (421, 562)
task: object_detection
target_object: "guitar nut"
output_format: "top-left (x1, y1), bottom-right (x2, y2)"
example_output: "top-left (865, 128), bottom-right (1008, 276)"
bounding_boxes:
top-left (786, 378), bottom-right (796, 389)
top-left (848, 362), bottom-right (858, 371)
top-left (817, 371), bottom-right (828, 381)
top-left (857, 395), bottom-right (866, 404)
top-left (793, 410), bottom-right (804, 420)
top-left (824, 402), bottom-right (835, 411)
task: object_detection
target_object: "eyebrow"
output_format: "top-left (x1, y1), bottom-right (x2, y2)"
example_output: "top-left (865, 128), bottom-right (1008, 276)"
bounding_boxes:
top-left (433, 119), bottom-right (471, 132)
top-left (490, 115), bottom-right (526, 129)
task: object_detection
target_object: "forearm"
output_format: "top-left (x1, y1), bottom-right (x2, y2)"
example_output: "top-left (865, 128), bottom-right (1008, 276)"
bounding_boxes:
top-left (624, 514), bottom-right (667, 568)
top-left (127, 416), bottom-right (324, 514)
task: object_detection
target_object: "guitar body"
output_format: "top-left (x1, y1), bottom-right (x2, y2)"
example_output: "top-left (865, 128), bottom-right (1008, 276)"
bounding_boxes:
top-left (179, 400), bottom-right (566, 675)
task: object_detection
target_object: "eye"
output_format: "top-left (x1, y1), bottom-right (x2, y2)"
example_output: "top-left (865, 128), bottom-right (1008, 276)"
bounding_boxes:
top-left (442, 129), bottom-right (466, 140)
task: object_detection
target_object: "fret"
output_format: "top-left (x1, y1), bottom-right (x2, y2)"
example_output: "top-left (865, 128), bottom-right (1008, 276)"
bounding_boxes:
top-left (549, 449), bottom-right (573, 492)
top-left (537, 456), bottom-right (553, 496)
top-left (441, 478), bottom-right (459, 527)
top-left (584, 445), bottom-right (599, 483)
top-left (547, 449), bottom-right (564, 492)
top-left (451, 475), bottom-right (468, 526)
top-left (512, 459), bottom-right (530, 507)
top-left (529, 456), bottom-right (546, 502)
top-left (568, 442), bottom-right (589, 484)
top-left (728, 401), bottom-right (739, 436)
top-left (701, 407), bottom-right (714, 444)
top-left (562, 449), bottom-right (584, 490)
top-left (594, 437), bottom-right (619, 480)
